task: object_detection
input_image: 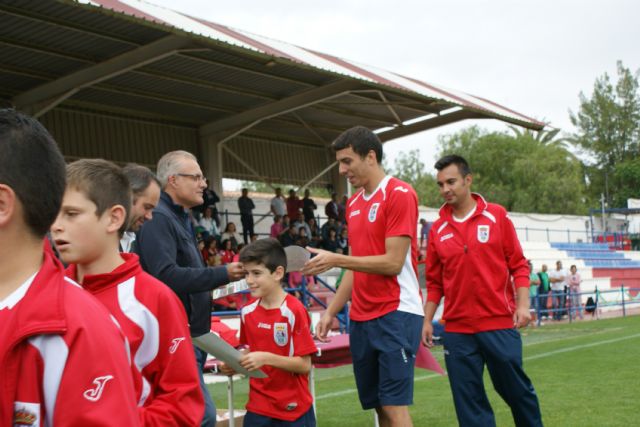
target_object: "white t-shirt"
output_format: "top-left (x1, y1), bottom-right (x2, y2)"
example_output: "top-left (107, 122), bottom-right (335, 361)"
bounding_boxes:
top-left (548, 269), bottom-right (567, 291)
top-left (270, 196), bottom-right (286, 216)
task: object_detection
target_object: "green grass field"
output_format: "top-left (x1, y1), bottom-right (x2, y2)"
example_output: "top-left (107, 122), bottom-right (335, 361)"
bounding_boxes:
top-left (207, 315), bottom-right (640, 426)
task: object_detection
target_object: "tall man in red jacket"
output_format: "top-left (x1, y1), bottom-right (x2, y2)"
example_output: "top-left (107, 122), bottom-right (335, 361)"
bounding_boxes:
top-left (422, 155), bottom-right (543, 427)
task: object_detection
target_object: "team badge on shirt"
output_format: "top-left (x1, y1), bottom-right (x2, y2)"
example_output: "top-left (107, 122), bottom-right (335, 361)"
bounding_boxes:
top-left (368, 203), bottom-right (380, 222)
top-left (477, 225), bottom-right (490, 243)
top-left (273, 322), bottom-right (288, 347)
top-left (13, 402), bottom-right (39, 426)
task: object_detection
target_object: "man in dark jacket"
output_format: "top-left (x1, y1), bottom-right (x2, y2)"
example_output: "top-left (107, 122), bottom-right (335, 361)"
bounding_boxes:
top-left (137, 150), bottom-right (244, 427)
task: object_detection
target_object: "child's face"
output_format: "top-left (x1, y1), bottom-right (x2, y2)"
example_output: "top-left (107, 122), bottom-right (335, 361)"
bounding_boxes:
top-left (51, 189), bottom-right (120, 266)
top-left (243, 261), bottom-right (284, 299)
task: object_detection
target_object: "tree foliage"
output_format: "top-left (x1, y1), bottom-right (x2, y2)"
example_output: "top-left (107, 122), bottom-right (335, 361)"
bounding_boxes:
top-left (435, 126), bottom-right (588, 214)
top-left (569, 61), bottom-right (640, 206)
top-left (390, 149), bottom-right (441, 207)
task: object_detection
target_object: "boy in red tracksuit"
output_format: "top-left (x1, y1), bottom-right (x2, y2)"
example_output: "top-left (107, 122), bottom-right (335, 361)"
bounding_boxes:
top-left (220, 238), bottom-right (318, 426)
top-left (51, 159), bottom-right (204, 426)
top-left (422, 155), bottom-right (543, 427)
top-left (0, 109), bottom-right (140, 426)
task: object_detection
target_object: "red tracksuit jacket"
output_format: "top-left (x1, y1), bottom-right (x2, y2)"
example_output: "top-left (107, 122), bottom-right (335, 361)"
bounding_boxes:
top-left (0, 246), bottom-right (140, 426)
top-left (66, 253), bottom-right (204, 426)
top-left (426, 194), bottom-right (529, 333)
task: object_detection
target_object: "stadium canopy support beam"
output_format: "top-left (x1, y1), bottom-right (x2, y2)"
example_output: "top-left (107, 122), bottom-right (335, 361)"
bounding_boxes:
top-left (377, 109), bottom-right (487, 143)
top-left (12, 35), bottom-right (198, 117)
top-left (199, 79), bottom-right (364, 139)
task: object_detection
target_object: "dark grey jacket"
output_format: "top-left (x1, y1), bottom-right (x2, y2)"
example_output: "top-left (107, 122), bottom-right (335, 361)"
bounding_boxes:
top-left (137, 192), bottom-right (229, 336)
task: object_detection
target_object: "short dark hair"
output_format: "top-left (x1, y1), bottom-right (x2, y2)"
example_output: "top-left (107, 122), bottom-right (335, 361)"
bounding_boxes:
top-left (239, 238), bottom-right (286, 273)
top-left (434, 154), bottom-right (472, 176)
top-left (332, 126), bottom-right (383, 163)
top-left (66, 159), bottom-right (132, 235)
top-left (0, 109), bottom-right (66, 237)
top-left (121, 163), bottom-right (160, 202)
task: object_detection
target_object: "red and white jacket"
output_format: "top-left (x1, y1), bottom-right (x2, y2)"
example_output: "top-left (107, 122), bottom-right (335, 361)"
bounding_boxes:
top-left (66, 253), bottom-right (203, 426)
top-left (0, 245), bottom-right (140, 426)
top-left (425, 194), bottom-right (529, 333)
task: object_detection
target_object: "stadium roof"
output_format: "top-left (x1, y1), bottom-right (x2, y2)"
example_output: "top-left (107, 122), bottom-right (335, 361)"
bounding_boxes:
top-left (0, 0), bottom-right (545, 188)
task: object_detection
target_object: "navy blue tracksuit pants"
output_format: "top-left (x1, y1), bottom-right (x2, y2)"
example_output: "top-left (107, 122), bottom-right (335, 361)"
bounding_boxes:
top-left (443, 329), bottom-right (543, 427)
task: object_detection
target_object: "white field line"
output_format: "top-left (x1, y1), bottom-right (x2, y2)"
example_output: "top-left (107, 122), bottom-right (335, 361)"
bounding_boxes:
top-left (315, 331), bottom-right (640, 401)
top-left (524, 332), bottom-right (640, 361)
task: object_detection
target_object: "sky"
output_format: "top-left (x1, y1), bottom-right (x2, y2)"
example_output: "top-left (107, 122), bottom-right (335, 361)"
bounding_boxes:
top-left (149, 0), bottom-right (640, 187)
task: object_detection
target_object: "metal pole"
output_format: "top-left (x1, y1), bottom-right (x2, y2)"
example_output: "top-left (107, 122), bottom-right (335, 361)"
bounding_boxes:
top-left (228, 376), bottom-right (235, 427)
top-left (546, 228), bottom-right (550, 242)
top-left (621, 285), bottom-right (626, 317)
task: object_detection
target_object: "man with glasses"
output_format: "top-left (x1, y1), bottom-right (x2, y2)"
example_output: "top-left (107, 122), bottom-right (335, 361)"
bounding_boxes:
top-left (137, 150), bottom-right (245, 427)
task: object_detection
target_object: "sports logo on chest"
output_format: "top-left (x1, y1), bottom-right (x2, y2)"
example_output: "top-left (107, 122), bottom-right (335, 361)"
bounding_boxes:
top-left (273, 322), bottom-right (288, 347)
top-left (477, 225), bottom-right (490, 243)
top-left (368, 203), bottom-right (380, 223)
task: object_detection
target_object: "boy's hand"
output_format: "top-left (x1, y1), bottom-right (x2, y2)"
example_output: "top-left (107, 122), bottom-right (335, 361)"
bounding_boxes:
top-left (226, 262), bottom-right (245, 281)
top-left (239, 351), bottom-right (270, 371)
top-left (218, 362), bottom-right (236, 376)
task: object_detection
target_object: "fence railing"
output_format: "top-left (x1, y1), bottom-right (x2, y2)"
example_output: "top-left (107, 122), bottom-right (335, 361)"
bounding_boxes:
top-left (532, 286), bottom-right (640, 326)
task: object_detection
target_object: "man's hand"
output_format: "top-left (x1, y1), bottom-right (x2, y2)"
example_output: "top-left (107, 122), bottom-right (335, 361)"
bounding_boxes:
top-left (302, 247), bottom-right (338, 276)
top-left (422, 320), bottom-right (434, 348)
top-left (315, 312), bottom-right (335, 343)
top-left (513, 306), bottom-right (531, 328)
top-left (226, 262), bottom-right (245, 281)
top-left (239, 351), bottom-right (270, 371)
top-left (218, 362), bottom-right (236, 376)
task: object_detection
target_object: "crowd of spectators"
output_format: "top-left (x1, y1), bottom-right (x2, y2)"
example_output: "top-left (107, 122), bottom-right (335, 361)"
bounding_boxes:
top-left (529, 260), bottom-right (584, 323)
top-left (191, 186), bottom-right (350, 269)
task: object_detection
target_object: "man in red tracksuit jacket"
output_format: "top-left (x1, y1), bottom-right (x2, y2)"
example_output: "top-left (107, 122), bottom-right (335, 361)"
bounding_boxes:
top-left (422, 155), bottom-right (543, 427)
top-left (0, 109), bottom-right (140, 426)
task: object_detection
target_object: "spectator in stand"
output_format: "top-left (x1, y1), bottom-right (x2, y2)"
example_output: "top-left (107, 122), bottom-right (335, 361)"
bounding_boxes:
top-left (270, 215), bottom-right (284, 238)
top-left (293, 211), bottom-right (312, 239)
top-left (296, 227), bottom-right (310, 248)
top-left (219, 239), bottom-right (235, 265)
top-left (322, 228), bottom-right (339, 253)
top-left (280, 224), bottom-right (298, 247)
top-left (198, 206), bottom-right (219, 240)
top-left (549, 260), bottom-right (568, 321)
top-left (270, 187), bottom-right (286, 217)
top-left (286, 189), bottom-right (303, 220)
top-left (419, 218), bottom-right (432, 249)
top-left (529, 260), bottom-right (541, 323)
top-left (238, 188), bottom-right (255, 244)
top-left (221, 222), bottom-right (241, 252)
top-left (338, 227), bottom-right (349, 254)
top-left (325, 192), bottom-right (340, 221)
top-left (568, 265), bottom-right (584, 320)
top-left (282, 214), bottom-right (290, 230)
top-left (194, 179), bottom-right (221, 226)
top-left (337, 194), bottom-right (348, 224)
top-left (307, 217), bottom-right (322, 248)
top-left (321, 216), bottom-right (340, 241)
top-left (302, 189), bottom-right (317, 222)
top-left (537, 264), bottom-right (551, 320)
top-left (201, 235), bottom-right (217, 264)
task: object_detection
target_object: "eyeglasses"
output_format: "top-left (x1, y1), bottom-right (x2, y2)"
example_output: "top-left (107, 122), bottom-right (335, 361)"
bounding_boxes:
top-left (175, 173), bottom-right (205, 182)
